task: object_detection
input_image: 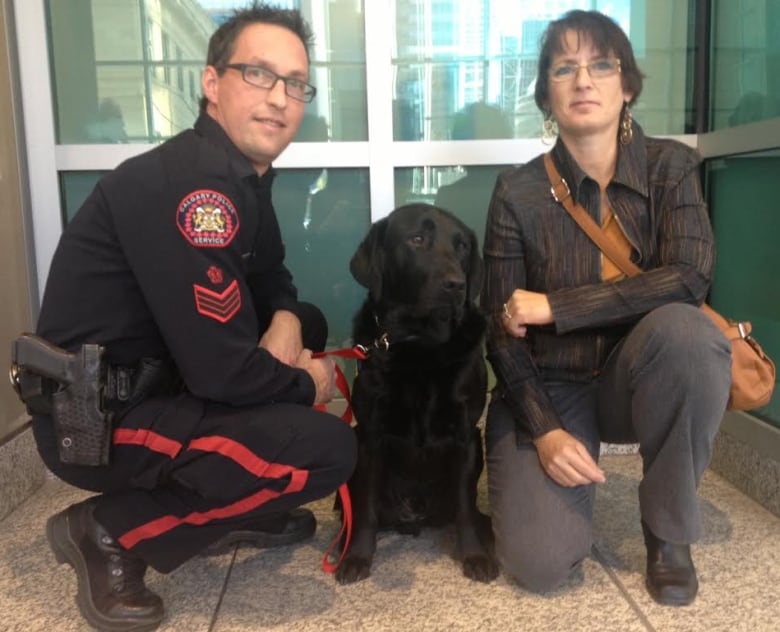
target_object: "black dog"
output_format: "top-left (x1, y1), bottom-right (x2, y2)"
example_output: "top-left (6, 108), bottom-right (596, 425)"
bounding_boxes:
top-left (335, 203), bottom-right (498, 584)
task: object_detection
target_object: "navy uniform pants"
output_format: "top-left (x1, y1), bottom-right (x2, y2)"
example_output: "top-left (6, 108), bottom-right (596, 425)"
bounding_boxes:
top-left (32, 304), bottom-right (357, 573)
top-left (486, 303), bottom-right (731, 592)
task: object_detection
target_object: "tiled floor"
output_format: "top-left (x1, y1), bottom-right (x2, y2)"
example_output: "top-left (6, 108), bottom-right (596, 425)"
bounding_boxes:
top-left (1, 454), bottom-right (778, 632)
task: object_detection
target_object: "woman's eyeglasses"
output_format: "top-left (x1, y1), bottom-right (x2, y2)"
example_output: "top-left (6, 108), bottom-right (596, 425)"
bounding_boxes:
top-left (549, 58), bottom-right (621, 82)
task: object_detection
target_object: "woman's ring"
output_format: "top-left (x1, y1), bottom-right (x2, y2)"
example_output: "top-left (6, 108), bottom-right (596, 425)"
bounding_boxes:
top-left (502, 303), bottom-right (511, 319)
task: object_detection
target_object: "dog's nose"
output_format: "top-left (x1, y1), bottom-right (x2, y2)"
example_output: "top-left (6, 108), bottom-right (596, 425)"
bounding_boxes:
top-left (443, 276), bottom-right (466, 294)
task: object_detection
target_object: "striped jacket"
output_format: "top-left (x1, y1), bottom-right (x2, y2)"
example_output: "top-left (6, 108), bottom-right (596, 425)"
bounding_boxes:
top-left (482, 122), bottom-right (715, 440)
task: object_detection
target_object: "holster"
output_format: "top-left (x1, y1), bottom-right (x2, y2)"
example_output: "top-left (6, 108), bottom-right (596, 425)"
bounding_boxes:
top-left (11, 334), bottom-right (181, 467)
top-left (50, 345), bottom-right (113, 467)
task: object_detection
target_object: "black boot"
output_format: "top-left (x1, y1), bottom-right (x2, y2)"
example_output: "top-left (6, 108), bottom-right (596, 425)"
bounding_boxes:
top-left (202, 508), bottom-right (316, 556)
top-left (46, 497), bottom-right (165, 631)
top-left (642, 520), bottom-right (698, 606)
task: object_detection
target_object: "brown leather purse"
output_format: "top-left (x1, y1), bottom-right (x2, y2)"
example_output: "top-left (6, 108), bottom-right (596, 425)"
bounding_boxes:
top-left (543, 152), bottom-right (776, 411)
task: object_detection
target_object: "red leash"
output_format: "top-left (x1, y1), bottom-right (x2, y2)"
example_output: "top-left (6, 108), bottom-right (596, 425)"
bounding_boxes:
top-left (312, 346), bottom-right (367, 573)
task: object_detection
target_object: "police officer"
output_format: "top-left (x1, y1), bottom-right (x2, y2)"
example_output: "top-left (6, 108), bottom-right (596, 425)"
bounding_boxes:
top-left (30, 5), bottom-right (356, 631)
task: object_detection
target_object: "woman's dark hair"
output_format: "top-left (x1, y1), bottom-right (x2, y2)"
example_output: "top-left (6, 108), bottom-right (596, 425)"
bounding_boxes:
top-left (199, 2), bottom-right (314, 111)
top-left (534, 10), bottom-right (644, 115)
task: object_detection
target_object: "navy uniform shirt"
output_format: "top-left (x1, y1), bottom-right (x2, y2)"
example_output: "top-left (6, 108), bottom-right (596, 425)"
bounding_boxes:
top-left (37, 112), bottom-right (316, 407)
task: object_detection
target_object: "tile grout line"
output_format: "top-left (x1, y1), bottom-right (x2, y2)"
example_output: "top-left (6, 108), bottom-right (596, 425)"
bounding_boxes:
top-left (591, 543), bottom-right (657, 632)
top-left (207, 545), bottom-right (239, 632)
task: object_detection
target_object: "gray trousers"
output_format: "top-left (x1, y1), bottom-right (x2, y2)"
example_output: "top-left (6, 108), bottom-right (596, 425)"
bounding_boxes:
top-left (486, 303), bottom-right (731, 592)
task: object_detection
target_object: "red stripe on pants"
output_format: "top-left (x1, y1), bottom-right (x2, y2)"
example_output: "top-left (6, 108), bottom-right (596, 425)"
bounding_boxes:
top-left (113, 428), bottom-right (182, 458)
top-left (187, 435), bottom-right (300, 479)
top-left (117, 434), bottom-right (310, 549)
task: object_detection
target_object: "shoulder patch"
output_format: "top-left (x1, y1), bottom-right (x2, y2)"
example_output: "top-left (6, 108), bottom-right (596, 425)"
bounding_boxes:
top-left (177, 189), bottom-right (239, 248)
top-left (193, 279), bottom-right (241, 323)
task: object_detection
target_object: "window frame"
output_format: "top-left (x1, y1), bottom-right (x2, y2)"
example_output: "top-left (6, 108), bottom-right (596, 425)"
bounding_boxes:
top-left (14, 0), bottom-right (775, 304)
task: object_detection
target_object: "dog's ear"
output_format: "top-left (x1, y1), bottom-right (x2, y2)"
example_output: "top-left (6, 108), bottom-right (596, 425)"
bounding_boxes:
top-left (350, 218), bottom-right (388, 301)
top-left (466, 228), bottom-right (484, 302)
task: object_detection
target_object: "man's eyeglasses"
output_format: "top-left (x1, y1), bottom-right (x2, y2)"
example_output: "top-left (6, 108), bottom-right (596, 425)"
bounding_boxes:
top-left (223, 63), bottom-right (317, 103)
top-left (549, 58), bottom-right (621, 82)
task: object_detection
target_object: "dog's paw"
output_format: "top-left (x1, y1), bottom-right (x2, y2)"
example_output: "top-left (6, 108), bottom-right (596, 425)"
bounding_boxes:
top-left (334, 556), bottom-right (373, 584)
top-left (462, 554), bottom-right (499, 583)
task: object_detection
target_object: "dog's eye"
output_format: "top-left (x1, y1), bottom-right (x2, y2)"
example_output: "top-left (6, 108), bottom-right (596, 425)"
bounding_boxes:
top-left (455, 240), bottom-right (469, 255)
top-left (409, 235), bottom-right (425, 247)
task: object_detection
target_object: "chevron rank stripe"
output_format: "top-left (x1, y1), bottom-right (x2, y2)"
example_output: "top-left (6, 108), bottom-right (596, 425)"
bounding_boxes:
top-left (193, 279), bottom-right (241, 323)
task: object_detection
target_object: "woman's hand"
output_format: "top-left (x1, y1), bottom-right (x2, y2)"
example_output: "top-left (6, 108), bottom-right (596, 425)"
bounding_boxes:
top-left (533, 429), bottom-right (606, 487)
top-left (501, 289), bottom-right (553, 337)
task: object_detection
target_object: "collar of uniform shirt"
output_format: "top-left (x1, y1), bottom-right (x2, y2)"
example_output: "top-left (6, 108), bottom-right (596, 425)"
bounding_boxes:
top-left (194, 111), bottom-right (257, 180)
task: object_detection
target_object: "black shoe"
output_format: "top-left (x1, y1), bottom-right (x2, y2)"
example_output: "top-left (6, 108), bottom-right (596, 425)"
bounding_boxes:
top-left (202, 508), bottom-right (317, 556)
top-left (46, 497), bottom-right (165, 631)
top-left (642, 520), bottom-right (698, 606)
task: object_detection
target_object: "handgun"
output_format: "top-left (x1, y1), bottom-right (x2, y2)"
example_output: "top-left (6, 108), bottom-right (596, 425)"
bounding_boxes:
top-left (11, 333), bottom-right (83, 386)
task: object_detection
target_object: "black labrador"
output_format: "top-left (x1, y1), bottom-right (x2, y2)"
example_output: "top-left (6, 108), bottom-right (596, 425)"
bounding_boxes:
top-left (335, 203), bottom-right (498, 584)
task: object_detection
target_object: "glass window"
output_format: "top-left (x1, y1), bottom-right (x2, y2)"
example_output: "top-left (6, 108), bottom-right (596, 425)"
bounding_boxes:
top-left (395, 164), bottom-right (508, 248)
top-left (274, 168), bottom-right (371, 347)
top-left (60, 172), bottom-right (105, 224)
top-left (709, 0), bottom-right (780, 130)
top-left (392, 0), bottom-right (693, 140)
top-left (706, 152), bottom-right (780, 427)
top-left (47, 0), bottom-right (367, 143)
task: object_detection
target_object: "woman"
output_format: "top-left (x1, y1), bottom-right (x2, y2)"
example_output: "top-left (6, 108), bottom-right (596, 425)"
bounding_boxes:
top-left (482, 10), bottom-right (730, 605)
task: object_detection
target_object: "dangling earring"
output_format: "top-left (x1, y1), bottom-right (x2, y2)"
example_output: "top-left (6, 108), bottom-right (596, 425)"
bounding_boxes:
top-left (619, 104), bottom-right (633, 145)
top-left (542, 115), bottom-right (557, 145)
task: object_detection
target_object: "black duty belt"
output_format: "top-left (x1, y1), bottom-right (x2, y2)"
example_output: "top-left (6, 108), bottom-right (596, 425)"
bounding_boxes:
top-left (15, 364), bottom-right (140, 416)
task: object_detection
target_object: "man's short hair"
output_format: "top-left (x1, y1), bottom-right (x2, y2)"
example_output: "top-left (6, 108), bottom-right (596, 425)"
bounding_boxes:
top-left (199, 2), bottom-right (314, 112)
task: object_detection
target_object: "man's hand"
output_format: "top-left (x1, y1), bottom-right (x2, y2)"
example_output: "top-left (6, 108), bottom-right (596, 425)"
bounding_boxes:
top-left (502, 289), bottom-right (553, 337)
top-left (533, 428), bottom-right (606, 487)
top-left (258, 310), bottom-right (303, 366)
top-left (296, 349), bottom-right (336, 405)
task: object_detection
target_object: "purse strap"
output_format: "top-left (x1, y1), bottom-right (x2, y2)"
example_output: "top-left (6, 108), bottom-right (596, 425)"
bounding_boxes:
top-left (542, 152), bottom-right (642, 278)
